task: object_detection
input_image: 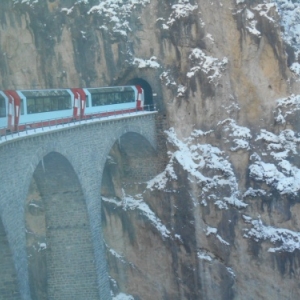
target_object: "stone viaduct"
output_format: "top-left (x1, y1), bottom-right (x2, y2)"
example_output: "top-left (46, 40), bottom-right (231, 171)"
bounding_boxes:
top-left (0, 112), bottom-right (157, 300)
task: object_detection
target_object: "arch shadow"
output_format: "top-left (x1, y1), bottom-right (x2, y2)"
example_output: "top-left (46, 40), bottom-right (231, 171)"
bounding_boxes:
top-left (24, 151), bottom-right (99, 299)
top-left (0, 217), bottom-right (20, 299)
top-left (99, 123), bottom-right (157, 177)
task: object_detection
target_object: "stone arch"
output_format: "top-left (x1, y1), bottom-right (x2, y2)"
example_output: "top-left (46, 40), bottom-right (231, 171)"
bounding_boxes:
top-left (98, 122), bottom-right (157, 176)
top-left (25, 151), bottom-right (99, 299)
top-left (99, 124), bottom-right (157, 223)
top-left (99, 124), bottom-right (160, 296)
top-left (101, 130), bottom-right (157, 199)
top-left (0, 217), bottom-right (20, 299)
top-left (127, 78), bottom-right (154, 110)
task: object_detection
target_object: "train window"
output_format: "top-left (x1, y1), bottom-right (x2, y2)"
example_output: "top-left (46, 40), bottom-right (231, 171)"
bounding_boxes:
top-left (91, 93), bottom-right (110, 106)
top-left (27, 98), bottom-right (35, 114)
top-left (114, 93), bottom-right (121, 103)
top-left (43, 97), bottom-right (52, 112)
top-left (109, 93), bottom-right (115, 104)
top-left (122, 91), bottom-right (134, 103)
top-left (58, 97), bottom-right (71, 110)
top-left (27, 96), bottom-right (71, 114)
top-left (92, 94), bottom-right (101, 106)
top-left (0, 97), bottom-right (5, 117)
top-left (100, 93), bottom-right (109, 105)
top-left (90, 90), bottom-right (134, 106)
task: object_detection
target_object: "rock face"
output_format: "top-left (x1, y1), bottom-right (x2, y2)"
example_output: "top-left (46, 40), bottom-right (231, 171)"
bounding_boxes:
top-left (2, 0), bottom-right (300, 299)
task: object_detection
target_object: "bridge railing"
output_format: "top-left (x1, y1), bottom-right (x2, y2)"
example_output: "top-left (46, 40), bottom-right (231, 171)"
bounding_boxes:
top-left (0, 104), bottom-right (156, 142)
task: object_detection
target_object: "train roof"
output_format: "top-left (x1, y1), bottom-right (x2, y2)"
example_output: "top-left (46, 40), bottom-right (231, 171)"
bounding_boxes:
top-left (86, 86), bottom-right (134, 94)
top-left (19, 89), bottom-right (71, 97)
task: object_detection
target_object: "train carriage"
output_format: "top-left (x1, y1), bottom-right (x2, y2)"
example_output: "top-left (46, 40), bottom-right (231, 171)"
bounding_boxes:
top-left (0, 85), bottom-right (144, 134)
top-left (84, 86), bottom-right (141, 116)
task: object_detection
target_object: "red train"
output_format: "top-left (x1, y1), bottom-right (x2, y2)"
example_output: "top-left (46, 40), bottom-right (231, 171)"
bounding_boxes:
top-left (0, 85), bottom-right (144, 134)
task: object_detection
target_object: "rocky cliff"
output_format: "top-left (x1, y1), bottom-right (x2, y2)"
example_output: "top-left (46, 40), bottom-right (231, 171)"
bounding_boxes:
top-left (2, 0), bottom-right (300, 299)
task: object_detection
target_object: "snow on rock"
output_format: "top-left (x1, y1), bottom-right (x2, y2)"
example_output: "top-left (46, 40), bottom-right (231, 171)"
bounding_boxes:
top-left (166, 0), bottom-right (198, 27)
top-left (147, 160), bottom-right (177, 191)
top-left (187, 48), bottom-right (228, 85)
top-left (159, 72), bottom-right (187, 98)
top-left (61, 7), bottom-right (74, 15)
top-left (242, 187), bottom-right (266, 198)
top-left (112, 293), bottom-right (135, 300)
top-left (13, 0), bottom-right (38, 5)
top-left (249, 125), bottom-right (300, 195)
top-left (176, 85), bottom-right (187, 97)
top-left (272, 0), bottom-right (300, 52)
top-left (108, 248), bottom-right (127, 264)
top-left (290, 62), bottom-right (300, 76)
top-left (218, 118), bottom-right (252, 151)
top-left (102, 194), bottom-right (171, 239)
top-left (148, 128), bottom-right (247, 209)
top-left (275, 94), bottom-right (300, 124)
top-left (87, 0), bottom-right (150, 37)
top-left (243, 216), bottom-right (300, 253)
top-left (132, 56), bottom-right (160, 69)
top-left (197, 249), bottom-right (213, 262)
top-left (245, 9), bottom-right (261, 37)
top-left (206, 226), bottom-right (217, 236)
top-left (253, 3), bottom-right (277, 23)
top-left (160, 71), bottom-right (177, 87)
top-left (157, 1), bottom-right (202, 34)
top-left (226, 267), bottom-right (236, 278)
top-left (235, 4), bottom-right (276, 39)
top-left (270, 0), bottom-right (300, 75)
top-left (249, 153), bottom-right (300, 195)
top-left (256, 129), bottom-right (300, 159)
top-left (38, 242), bottom-right (46, 252)
top-left (206, 226), bottom-right (230, 246)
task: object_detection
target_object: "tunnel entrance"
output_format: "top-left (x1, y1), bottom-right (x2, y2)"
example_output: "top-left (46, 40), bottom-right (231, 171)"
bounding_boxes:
top-left (26, 152), bottom-right (99, 300)
top-left (127, 78), bottom-right (154, 110)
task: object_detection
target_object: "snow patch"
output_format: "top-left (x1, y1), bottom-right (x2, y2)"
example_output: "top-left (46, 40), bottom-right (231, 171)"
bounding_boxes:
top-left (187, 48), bottom-right (228, 85)
top-left (14, 0), bottom-right (38, 5)
top-left (38, 242), bottom-right (46, 252)
top-left (166, 1), bottom-right (198, 27)
top-left (244, 217), bottom-right (300, 253)
top-left (132, 57), bottom-right (160, 69)
top-left (102, 194), bottom-right (171, 239)
top-left (112, 293), bottom-right (135, 300)
top-left (159, 71), bottom-right (177, 87)
top-left (243, 187), bottom-right (266, 198)
top-left (176, 85), bottom-right (187, 97)
top-left (108, 248), bottom-right (127, 264)
top-left (249, 153), bottom-right (300, 195)
top-left (87, 0), bottom-right (150, 37)
top-left (219, 118), bottom-right (252, 151)
top-left (275, 94), bottom-right (300, 124)
top-left (148, 128), bottom-right (247, 209)
top-left (249, 126), bottom-right (300, 195)
top-left (197, 250), bottom-right (213, 262)
top-left (206, 226), bottom-right (230, 246)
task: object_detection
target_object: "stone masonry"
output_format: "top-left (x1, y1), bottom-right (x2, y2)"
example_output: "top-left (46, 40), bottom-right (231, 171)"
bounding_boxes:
top-left (0, 112), bottom-right (157, 300)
